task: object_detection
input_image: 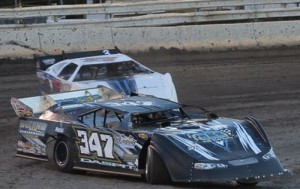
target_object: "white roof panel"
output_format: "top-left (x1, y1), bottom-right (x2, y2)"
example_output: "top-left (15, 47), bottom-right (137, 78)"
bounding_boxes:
top-left (71, 53), bottom-right (133, 65)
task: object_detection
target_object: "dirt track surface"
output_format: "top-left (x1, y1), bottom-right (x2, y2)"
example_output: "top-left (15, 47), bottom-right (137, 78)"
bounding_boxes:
top-left (0, 47), bottom-right (299, 189)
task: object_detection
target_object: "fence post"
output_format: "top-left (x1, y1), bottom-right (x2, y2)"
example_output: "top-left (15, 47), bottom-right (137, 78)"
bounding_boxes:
top-left (86, 0), bottom-right (107, 20)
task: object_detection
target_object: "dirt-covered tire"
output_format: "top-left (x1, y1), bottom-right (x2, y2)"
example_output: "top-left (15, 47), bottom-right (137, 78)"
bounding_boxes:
top-left (145, 145), bottom-right (170, 184)
top-left (53, 137), bottom-right (74, 172)
top-left (236, 178), bottom-right (258, 186)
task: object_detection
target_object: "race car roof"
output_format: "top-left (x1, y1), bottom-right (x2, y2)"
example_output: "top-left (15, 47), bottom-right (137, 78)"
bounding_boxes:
top-left (96, 96), bottom-right (182, 114)
top-left (36, 49), bottom-right (126, 71)
top-left (60, 96), bottom-right (181, 116)
top-left (70, 53), bottom-right (134, 65)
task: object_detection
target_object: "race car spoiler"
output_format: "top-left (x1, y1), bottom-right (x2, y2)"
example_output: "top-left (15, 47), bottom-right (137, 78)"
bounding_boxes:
top-left (35, 48), bottom-right (121, 71)
top-left (11, 86), bottom-right (123, 117)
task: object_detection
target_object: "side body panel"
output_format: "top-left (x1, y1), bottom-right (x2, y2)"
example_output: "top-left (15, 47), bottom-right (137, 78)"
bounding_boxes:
top-left (16, 117), bottom-right (59, 160)
top-left (16, 117), bottom-right (150, 173)
top-left (72, 127), bottom-right (149, 171)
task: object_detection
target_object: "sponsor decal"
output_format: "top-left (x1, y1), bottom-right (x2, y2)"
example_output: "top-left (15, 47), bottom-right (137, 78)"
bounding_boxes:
top-left (121, 153), bottom-right (138, 163)
top-left (186, 128), bottom-right (234, 145)
top-left (105, 101), bottom-right (153, 108)
top-left (17, 139), bottom-right (46, 155)
top-left (80, 158), bottom-right (136, 170)
top-left (54, 127), bottom-right (64, 133)
top-left (19, 120), bottom-right (47, 137)
top-left (194, 163), bottom-right (228, 170)
top-left (138, 133), bottom-right (148, 140)
top-left (114, 134), bottom-right (136, 149)
top-left (11, 98), bottom-right (33, 117)
top-left (56, 95), bottom-right (101, 105)
top-left (83, 57), bottom-right (117, 62)
top-left (18, 141), bottom-right (26, 148)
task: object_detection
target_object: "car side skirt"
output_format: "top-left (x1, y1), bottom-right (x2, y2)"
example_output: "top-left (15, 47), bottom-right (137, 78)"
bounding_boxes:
top-left (73, 166), bottom-right (144, 178)
top-left (16, 152), bottom-right (48, 161)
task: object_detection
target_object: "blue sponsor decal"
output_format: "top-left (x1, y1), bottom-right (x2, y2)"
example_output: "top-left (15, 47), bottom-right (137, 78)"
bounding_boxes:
top-left (56, 95), bottom-right (101, 105)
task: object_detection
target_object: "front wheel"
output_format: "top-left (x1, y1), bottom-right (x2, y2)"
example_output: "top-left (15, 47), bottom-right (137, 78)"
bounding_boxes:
top-left (54, 137), bottom-right (74, 172)
top-left (145, 145), bottom-right (170, 184)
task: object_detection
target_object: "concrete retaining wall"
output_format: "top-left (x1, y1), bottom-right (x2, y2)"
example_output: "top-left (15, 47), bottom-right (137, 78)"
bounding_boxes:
top-left (1, 20), bottom-right (300, 58)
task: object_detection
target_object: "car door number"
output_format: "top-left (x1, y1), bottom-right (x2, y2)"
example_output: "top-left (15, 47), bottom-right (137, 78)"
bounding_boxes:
top-left (102, 50), bottom-right (111, 55)
top-left (76, 130), bottom-right (114, 159)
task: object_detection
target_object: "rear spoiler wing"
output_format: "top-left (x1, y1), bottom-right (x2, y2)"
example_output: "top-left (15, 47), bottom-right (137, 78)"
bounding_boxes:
top-left (35, 48), bottom-right (121, 71)
top-left (11, 86), bottom-right (123, 117)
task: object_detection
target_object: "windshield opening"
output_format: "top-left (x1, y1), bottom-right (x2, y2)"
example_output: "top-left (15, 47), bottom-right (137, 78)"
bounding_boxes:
top-left (131, 106), bottom-right (217, 129)
top-left (73, 61), bottom-right (153, 81)
top-left (131, 110), bottom-right (183, 128)
top-left (58, 63), bottom-right (78, 80)
top-left (77, 108), bottom-right (124, 129)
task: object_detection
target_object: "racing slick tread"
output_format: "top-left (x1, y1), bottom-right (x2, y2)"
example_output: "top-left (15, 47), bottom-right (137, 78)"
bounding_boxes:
top-left (54, 137), bottom-right (74, 173)
top-left (146, 145), bottom-right (171, 184)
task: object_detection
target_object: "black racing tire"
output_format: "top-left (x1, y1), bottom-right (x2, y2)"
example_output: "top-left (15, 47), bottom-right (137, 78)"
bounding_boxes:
top-left (236, 178), bottom-right (258, 186)
top-left (145, 145), bottom-right (170, 185)
top-left (53, 137), bottom-right (74, 173)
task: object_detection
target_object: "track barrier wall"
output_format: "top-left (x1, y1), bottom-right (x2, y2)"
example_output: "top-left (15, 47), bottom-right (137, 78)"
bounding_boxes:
top-left (0, 0), bottom-right (300, 58)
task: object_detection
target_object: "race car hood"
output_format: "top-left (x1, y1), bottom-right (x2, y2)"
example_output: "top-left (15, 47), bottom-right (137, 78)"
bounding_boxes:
top-left (150, 117), bottom-right (289, 182)
top-left (152, 117), bottom-right (271, 162)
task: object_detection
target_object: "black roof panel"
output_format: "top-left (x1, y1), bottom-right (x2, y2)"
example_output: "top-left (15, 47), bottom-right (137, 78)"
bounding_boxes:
top-left (97, 96), bottom-right (181, 114)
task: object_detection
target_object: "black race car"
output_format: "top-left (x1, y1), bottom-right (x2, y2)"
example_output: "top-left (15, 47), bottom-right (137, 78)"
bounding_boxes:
top-left (11, 87), bottom-right (292, 185)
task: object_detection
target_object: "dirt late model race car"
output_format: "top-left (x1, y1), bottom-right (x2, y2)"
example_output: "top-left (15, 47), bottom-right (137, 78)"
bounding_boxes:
top-left (11, 87), bottom-right (292, 185)
top-left (35, 49), bottom-right (177, 102)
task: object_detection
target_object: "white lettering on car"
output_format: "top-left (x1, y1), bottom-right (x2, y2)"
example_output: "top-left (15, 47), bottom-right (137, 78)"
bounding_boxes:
top-left (76, 130), bottom-right (114, 159)
top-left (77, 130), bottom-right (90, 155)
top-left (102, 49), bottom-right (110, 55)
top-left (89, 132), bottom-right (103, 157)
top-left (100, 134), bottom-right (114, 159)
top-left (105, 101), bottom-right (153, 107)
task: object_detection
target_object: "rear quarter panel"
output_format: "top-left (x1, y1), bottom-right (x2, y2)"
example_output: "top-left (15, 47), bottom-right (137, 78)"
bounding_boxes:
top-left (16, 117), bottom-right (77, 161)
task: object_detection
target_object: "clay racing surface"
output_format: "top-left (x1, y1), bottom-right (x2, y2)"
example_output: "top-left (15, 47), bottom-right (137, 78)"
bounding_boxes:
top-left (0, 47), bottom-right (299, 188)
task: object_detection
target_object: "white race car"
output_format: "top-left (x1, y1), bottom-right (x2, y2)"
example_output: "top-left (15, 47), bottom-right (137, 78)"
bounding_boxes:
top-left (36, 49), bottom-right (178, 102)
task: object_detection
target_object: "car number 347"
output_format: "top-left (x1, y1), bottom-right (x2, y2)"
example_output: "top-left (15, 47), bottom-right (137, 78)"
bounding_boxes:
top-left (76, 130), bottom-right (114, 159)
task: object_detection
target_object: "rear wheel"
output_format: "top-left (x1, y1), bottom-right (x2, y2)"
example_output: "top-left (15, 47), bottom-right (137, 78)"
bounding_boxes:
top-left (145, 145), bottom-right (170, 184)
top-left (54, 137), bottom-right (74, 172)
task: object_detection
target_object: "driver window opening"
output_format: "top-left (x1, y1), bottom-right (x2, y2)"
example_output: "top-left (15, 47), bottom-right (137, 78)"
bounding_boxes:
top-left (79, 109), bottom-right (105, 128)
top-left (78, 109), bottom-right (123, 129)
top-left (73, 61), bottom-right (153, 82)
top-left (58, 63), bottom-right (78, 80)
top-left (131, 111), bottom-right (172, 127)
top-left (103, 110), bottom-right (123, 129)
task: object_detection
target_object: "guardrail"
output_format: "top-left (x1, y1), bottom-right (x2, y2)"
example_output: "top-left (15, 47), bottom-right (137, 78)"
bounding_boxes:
top-left (0, 0), bottom-right (300, 27)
